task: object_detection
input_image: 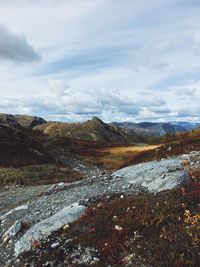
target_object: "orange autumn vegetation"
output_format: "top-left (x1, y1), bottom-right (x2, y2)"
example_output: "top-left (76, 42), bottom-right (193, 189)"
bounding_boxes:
top-left (78, 144), bottom-right (160, 170)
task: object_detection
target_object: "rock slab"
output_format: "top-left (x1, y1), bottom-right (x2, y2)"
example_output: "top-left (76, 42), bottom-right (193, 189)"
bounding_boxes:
top-left (15, 202), bottom-right (86, 256)
top-left (113, 155), bottom-right (190, 192)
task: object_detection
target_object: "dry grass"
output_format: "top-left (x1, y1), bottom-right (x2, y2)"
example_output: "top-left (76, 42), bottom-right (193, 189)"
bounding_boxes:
top-left (101, 145), bottom-right (159, 154)
top-left (79, 144), bottom-right (160, 170)
top-left (121, 138), bottom-right (200, 168)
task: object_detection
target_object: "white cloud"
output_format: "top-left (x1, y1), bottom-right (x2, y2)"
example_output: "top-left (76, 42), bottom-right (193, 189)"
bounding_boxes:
top-left (48, 79), bottom-right (70, 96)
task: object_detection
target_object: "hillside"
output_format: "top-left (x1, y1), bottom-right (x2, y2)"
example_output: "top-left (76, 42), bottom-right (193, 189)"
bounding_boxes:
top-left (35, 117), bottom-right (143, 144)
top-left (0, 115), bottom-right (85, 187)
top-left (0, 123), bottom-right (52, 168)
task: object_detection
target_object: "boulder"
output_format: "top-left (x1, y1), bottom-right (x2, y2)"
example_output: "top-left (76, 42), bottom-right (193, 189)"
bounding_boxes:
top-left (113, 154), bottom-right (195, 192)
top-left (15, 202), bottom-right (86, 256)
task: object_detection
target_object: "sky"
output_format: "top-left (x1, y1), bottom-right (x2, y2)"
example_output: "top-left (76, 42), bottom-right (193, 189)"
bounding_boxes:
top-left (0, 0), bottom-right (200, 123)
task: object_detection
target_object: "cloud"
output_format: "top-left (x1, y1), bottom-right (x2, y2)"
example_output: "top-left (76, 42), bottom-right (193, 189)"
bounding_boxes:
top-left (0, 81), bottom-right (175, 122)
top-left (0, 0), bottom-right (199, 122)
top-left (39, 46), bottom-right (129, 75)
top-left (0, 25), bottom-right (40, 62)
top-left (175, 106), bottom-right (200, 119)
top-left (48, 79), bottom-right (70, 96)
top-left (176, 88), bottom-right (196, 97)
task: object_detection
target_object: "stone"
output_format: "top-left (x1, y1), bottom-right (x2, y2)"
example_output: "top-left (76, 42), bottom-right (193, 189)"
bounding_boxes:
top-left (15, 203), bottom-right (86, 256)
top-left (51, 242), bottom-right (59, 248)
top-left (113, 154), bottom-right (191, 192)
top-left (2, 220), bottom-right (22, 243)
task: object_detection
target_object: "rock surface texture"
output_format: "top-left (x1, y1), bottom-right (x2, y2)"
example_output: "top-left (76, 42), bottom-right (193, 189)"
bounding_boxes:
top-left (113, 153), bottom-right (195, 192)
top-left (15, 203), bottom-right (86, 256)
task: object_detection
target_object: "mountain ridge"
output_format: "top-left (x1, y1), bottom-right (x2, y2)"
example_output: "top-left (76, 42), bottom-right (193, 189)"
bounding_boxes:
top-left (35, 116), bottom-right (143, 144)
top-left (1, 112), bottom-right (199, 137)
top-left (0, 113), bottom-right (199, 145)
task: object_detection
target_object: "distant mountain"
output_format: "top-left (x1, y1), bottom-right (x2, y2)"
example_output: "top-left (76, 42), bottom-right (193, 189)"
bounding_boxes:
top-left (170, 121), bottom-right (200, 131)
top-left (0, 113), bottom-right (47, 129)
top-left (111, 121), bottom-right (200, 137)
top-left (35, 117), bottom-right (143, 144)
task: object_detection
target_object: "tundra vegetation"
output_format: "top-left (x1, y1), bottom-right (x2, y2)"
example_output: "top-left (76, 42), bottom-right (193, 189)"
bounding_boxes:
top-left (18, 165), bottom-right (200, 266)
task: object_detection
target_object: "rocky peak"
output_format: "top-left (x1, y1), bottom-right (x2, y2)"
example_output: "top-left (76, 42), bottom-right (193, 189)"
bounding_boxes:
top-left (91, 117), bottom-right (104, 124)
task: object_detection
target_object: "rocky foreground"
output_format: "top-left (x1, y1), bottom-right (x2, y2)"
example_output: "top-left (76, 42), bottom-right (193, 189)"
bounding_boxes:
top-left (0, 151), bottom-right (199, 266)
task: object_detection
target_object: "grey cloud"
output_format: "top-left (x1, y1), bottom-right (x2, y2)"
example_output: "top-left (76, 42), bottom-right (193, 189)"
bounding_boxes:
top-left (0, 25), bottom-right (40, 62)
top-left (176, 88), bottom-right (196, 97)
top-left (176, 107), bottom-right (200, 118)
top-left (148, 105), bottom-right (171, 114)
top-left (140, 98), bottom-right (166, 108)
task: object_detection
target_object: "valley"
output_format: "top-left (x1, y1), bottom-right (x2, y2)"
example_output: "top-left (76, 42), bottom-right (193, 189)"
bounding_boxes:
top-left (78, 144), bottom-right (160, 170)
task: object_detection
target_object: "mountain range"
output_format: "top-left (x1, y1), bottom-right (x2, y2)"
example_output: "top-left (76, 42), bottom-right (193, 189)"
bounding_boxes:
top-left (0, 113), bottom-right (199, 145)
top-left (111, 121), bottom-right (200, 137)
